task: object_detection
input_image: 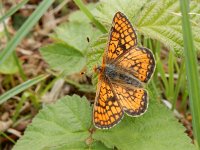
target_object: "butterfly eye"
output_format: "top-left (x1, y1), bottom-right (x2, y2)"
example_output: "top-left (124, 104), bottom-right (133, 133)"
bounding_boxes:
top-left (80, 72), bottom-right (85, 75)
top-left (94, 66), bottom-right (102, 73)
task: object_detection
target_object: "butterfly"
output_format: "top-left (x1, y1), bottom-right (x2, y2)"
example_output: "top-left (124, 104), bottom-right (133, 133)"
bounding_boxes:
top-left (93, 12), bottom-right (155, 129)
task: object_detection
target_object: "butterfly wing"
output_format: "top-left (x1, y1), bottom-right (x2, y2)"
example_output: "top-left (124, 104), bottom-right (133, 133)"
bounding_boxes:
top-left (115, 47), bottom-right (155, 83)
top-left (93, 12), bottom-right (155, 129)
top-left (93, 79), bottom-right (124, 129)
top-left (103, 12), bottom-right (137, 64)
top-left (111, 83), bottom-right (148, 116)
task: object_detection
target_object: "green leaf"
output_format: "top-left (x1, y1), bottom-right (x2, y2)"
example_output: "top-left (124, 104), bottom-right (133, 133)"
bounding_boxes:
top-left (94, 0), bottom-right (200, 56)
top-left (0, 75), bottom-right (48, 105)
top-left (94, 0), bottom-right (147, 29)
top-left (90, 141), bottom-right (111, 150)
top-left (136, 0), bottom-right (200, 55)
top-left (93, 90), bottom-right (195, 150)
top-left (0, 0), bottom-right (54, 65)
top-left (13, 95), bottom-right (93, 150)
top-left (68, 4), bottom-right (96, 23)
top-left (13, 94), bottom-right (195, 149)
top-left (190, 3), bottom-right (200, 25)
top-left (40, 43), bottom-right (86, 75)
top-left (86, 34), bottom-right (107, 73)
top-left (53, 21), bottom-right (101, 53)
top-left (0, 54), bottom-right (18, 74)
top-left (13, 92), bottom-right (195, 149)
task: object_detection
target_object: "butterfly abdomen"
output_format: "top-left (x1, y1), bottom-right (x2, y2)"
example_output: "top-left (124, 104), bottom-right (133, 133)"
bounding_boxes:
top-left (105, 65), bottom-right (143, 88)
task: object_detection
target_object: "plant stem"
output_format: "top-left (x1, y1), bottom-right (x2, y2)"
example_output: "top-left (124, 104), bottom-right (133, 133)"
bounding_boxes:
top-left (73, 0), bottom-right (107, 33)
top-left (180, 0), bottom-right (200, 147)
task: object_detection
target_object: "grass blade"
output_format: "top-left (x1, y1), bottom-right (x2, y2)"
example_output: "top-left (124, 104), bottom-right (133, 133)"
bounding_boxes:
top-left (156, 54), bottom-right (169, 96)
top-left (173, 61), bottom-right (186, 109)
top-left (0, 131), bottom-right (16, 144)
top-left (0, 0), bottom-right (54, 65)
top-left (73, 0), bottom-right (107, 33)
top-left (0, 3), bottom-right (27, 80)
top-left (180, 0), bottom-right (200, 147)
top-left (0, 0), bottom-right (29, 23)
top-left (0, 74), bottom-right (48, 105)
top-left (12, 92), bottom-right (31, 122)
top-left (168, 50), bottom-right (174, 102)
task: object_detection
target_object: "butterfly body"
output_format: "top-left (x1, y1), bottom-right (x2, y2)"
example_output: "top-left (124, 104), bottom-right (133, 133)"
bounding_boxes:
top-left (96, 65), bottom-right (143, 88)
top-left (93, 12), bottom-right (155, 129)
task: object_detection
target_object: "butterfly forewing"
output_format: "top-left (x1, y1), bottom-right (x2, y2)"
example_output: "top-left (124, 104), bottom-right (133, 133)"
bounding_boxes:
top-left (105, 12), bottom-right (137, 63)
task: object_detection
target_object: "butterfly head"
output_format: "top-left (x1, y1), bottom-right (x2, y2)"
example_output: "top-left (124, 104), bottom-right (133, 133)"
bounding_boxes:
top-left (94, 66), bottom-right (102, 74)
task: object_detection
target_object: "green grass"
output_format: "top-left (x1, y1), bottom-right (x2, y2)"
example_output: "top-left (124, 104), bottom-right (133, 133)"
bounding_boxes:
top-left (0, 0), bottom-right (29, 23)
top-left (143, 37), bottom-right (188, 111)
top-left (0, 0), bottom-right (54, 65)
top-left (12, 91), bottom-right (40, 122)
top-left (0, 131), bottom-right (16, 144)
top-left (180, 0), bottom-right (200, 148)
top-left (0, 2), bottom-right (27, 80)
top-left (0, 74), bottom-right (48, 105)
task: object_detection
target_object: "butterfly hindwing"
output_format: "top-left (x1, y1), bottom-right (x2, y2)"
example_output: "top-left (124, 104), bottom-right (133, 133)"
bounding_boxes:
top-left (93, 80), bottom-right (124, 129)
top-left (112, 83), bottom-right (148, 116)
top-left (115, 47), bottom-right (155, 83)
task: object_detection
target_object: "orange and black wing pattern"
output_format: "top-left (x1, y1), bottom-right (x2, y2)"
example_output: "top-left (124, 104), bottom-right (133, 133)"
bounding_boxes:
top-left (112, 83), bottom-right (148, 116)
top-left (93, 80), bottom-right (124, 129)
top-left (93, 11), bottom-right (155, 129)
top-left (105, 12), bottom-right (137, 63)
top-left (115, 47), bottom-right (155, 83)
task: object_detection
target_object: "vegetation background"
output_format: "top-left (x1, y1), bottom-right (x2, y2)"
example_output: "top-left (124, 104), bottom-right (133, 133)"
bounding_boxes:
top-left (0, 0), bottom-right (200, 149)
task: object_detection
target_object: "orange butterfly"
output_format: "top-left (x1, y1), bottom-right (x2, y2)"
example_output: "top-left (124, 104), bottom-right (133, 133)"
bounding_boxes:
top-left (93, 12), bottom-right (155, 129)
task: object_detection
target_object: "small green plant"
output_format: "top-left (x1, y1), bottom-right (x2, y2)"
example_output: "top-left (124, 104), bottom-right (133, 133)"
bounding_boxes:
top-left (1, 0), bottom-right (199, 149)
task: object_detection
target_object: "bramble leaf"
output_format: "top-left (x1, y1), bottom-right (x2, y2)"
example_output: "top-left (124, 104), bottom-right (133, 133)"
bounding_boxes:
top-left (0, 55), bottom-right (18, 74)
top-left (13, 95), bottom-right (93, 150)
top-left (93, 90), bottom-right (195, 150)
top-left (40, 43), bottom-right (86, 75)
top-left (13, 94), bottom-right (195, 150)
top-left (52, 17), bottom-right (101, 53)
top-left (93, 0), bottom-right (200, 56)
